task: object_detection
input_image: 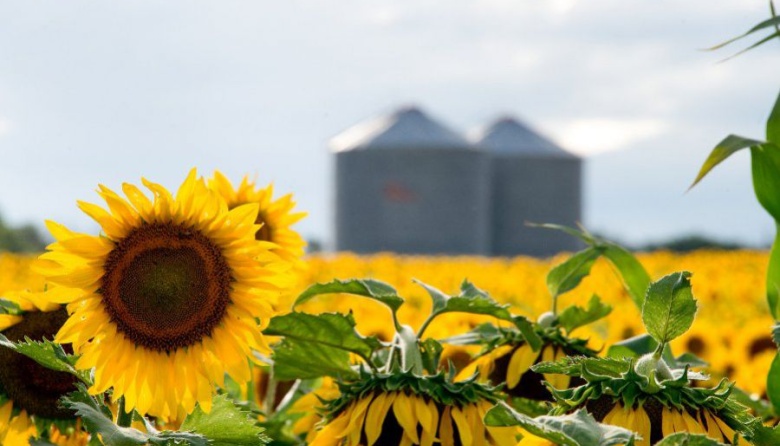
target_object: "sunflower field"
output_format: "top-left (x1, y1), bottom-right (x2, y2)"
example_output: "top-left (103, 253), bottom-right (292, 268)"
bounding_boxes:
top-left (3, 12), bottom-right (780, 446)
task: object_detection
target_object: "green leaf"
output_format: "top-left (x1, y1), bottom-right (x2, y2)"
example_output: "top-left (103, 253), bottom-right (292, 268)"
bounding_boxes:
top-left (513, 315), bottom-right (543, 352)
top-left (534, 223), bottom-right (650, 308)
top-left (642, 272), bottom-right (698, 345)
top-left (485, 405), bottom-right (637, 446)
top-left (768, 89), bottom-right (780, 143)
top-left (397, 325), bottom-right (424, 375)
top-left (689, 135), bottom-right (764, 190)
top-left (654, 433), bottom-right (728, 446)
top-left (63, 389), bottom-right (208, 446)
top-left (0, 333), bottom-right (81, 378)
top-left (181, 394), bottom-right (270, 446)
top-left (766, 353), bottom-right (780, 415)
top-left (265, 312), bottom-right (381, 362)
top-left (270, 338), bottom-right (356, 381)
top-left (547, 247), bottom-right (603, 298)
top-left (606, 334), bottom-right (678, 366)
top-left (531, 356), bottom-right (630, 379)
top-left (557, 295), bottom-right (612, 334)
top-left (751, 144), bottom-right (780, 222)
top-left (769, 223), bottom-right (780, 319)
top-left (602, 245), bottom-right (651, 308)
top-left (294, 279), bottom-right (403, 312)
top-left (418, 280), bottom-right (513, 320)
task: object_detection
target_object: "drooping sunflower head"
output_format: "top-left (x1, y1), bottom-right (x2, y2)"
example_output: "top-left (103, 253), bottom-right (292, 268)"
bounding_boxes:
top-left (35, 170), bottom-right (296, 420)
top-left (209, 171), bottom-right (307, 267)
top-left (308, 372), bottom-right (518, 446)
top-left (0, 293), bottom-right (85, 445)
top-left (537, 356), bottom-right (757, 445)
top-left (455, 328), bottom-right (594, 404)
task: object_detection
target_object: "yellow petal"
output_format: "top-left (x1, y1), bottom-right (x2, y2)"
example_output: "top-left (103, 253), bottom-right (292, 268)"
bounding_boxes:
top-left (393, 393), bottom-right (420, 444)
top-left (507, 344), bottom-right (540, 389)
top-left (451, 406), bottom-right (473, 446)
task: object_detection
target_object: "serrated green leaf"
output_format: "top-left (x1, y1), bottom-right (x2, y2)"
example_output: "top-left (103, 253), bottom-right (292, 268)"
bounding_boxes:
top-left (181, 394), bottom-right (269, 446)
top-left (265, 312), bottom-right (381, 362)
top-left (547, 247), bottom-right (603, 299)
top-left (752, 422), bottom-right (780, 446)
top-left (0, 333), bottom-right (80, 377)
top-left (602, 245), bottom-right (651, 308)
top-left (513, 315), bottom-right (543, 352)
top-left (294, 279), bottom-right (403, 312)
top-left (485, 405), bottom-right (637, 446)
top-left (654, 433), bottom-right (728, 446)
top-left (642, 272), bottom-right (698, 345)
top-left (63, 391), bottom-right (208, 446)
top-left (418, 280), bottom-right (513, 320)
top-left (558, 295), bottom-right (612, 334)
top-left (689, 135), bottom-right (764, 190)
top-left (270, 338), bottom-right (356, 381)
top-left (532, 356), bottom-right (630, 379)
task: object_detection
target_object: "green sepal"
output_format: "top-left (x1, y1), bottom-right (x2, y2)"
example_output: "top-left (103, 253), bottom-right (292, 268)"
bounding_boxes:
top-left (420, 338), bottom-right (443, 375)
top-left (557, 295), bottom-right (612, 335)
top-left (642, 272), bottom-right (697, 345)
top-left (180, 394), bottom-right (271, 446)
top-left (0, 298), bottom-right (22, 315)
top-left (0, 333), bottom-right (89, 383)
top-left (484, 405), bottom-right (637, 446)
top-left (323, 369), bottom-right (503, 420)
top-left (294, 279), bottom-right (404, 329)
top-left (654, 433), bottom-right (728, 446)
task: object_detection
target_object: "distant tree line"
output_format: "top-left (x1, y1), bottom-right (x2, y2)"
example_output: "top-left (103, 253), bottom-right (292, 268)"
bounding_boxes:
top-left (0, 214), bottom-right (47, 253)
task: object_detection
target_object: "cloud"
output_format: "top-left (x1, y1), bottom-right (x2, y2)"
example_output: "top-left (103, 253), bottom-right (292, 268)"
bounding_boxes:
top-left (544, 118), bottom-right (668, 156)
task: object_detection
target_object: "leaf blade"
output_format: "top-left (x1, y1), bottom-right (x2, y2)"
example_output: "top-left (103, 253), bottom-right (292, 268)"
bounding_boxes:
top-left (642, 272), bottom-right (698, 345)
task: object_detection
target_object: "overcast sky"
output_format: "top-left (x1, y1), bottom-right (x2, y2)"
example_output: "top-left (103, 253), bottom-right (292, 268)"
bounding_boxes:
top-left (1, 1), bottom-right (778, 249)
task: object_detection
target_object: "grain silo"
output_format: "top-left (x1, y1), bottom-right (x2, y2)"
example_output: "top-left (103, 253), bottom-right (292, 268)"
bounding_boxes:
top-left (472, 117), bottom-right (582, 257)
top-left (332, 106), bottom-right (491, 255)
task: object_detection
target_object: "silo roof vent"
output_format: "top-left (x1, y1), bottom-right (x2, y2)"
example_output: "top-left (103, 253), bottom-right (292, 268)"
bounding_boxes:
top-left (330, 106), bottom-right (473, 152)
top-left (472, 116), bottom-right (576, 158)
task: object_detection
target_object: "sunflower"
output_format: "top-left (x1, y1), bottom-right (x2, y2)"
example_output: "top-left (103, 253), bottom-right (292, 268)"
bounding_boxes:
top-left (209, 171), bottom-right (307, 267)
top-left (0, 293), bottom-right (87, 445)
top-left (536, 356), bottom-right (754, 445)
top-left (308, 373), bottom-right (517, 446)
top-left (456, 337), bottom-right (593, 402)
top-left (34, 170), bottom-right (296, 420)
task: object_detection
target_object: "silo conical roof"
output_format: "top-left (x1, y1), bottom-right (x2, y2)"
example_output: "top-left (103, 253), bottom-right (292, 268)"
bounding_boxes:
top-left (331, 106), bottom-right (473, 152)
top-left (472, 117), bottom-right (576, 158)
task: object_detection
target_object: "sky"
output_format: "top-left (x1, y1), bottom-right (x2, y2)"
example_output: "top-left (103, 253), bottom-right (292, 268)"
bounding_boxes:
top-left (0, 1), bottom-right (779, 249)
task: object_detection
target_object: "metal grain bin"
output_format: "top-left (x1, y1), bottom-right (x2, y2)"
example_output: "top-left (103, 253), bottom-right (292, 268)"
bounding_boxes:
top-left (472, 117), bottom-right (582, 257)
top-left (332, 106), bottom-right (491, 255)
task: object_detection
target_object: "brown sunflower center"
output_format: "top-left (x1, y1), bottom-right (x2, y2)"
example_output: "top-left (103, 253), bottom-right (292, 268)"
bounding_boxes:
top-left (101, 223), bottom-right (232, 352)
top-left (255, 213), bottom-right (272, 242)
top-left (0, 309), bottom-right (76, 419)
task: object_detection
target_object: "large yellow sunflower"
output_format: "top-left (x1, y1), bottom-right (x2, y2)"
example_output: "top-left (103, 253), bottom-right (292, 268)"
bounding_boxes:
top-left (0, 292), bottom-right (87, 445)
top-left (34, 170), bottom-right (296, 420)
top-left (209, 171), bottom-right (307, 266)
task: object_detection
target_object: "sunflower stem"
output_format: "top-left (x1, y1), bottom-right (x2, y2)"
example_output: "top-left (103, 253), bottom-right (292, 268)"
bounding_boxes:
top-left (264, 373), bottom-right (277, 416)
top-left (117, 396), bottom-right (133, 427)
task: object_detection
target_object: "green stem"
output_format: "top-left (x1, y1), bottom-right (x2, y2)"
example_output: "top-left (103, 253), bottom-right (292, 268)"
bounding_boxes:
top-left (416, 314), bottom-right (436, 339)
top-left (116, 396), bottom-right (133, 428)
top-left (552, 296), bottom-right (558, 316)
top-left (653, 341), bottom-right (666, 360)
